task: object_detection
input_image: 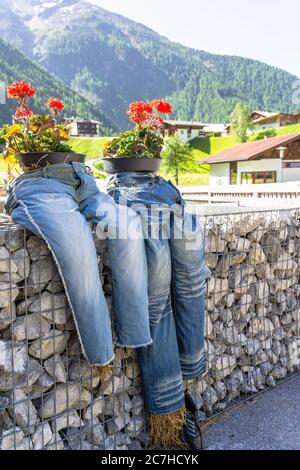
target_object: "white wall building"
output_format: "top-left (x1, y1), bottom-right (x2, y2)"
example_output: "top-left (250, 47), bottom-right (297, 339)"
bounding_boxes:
top-left (62, 118), bottom-right (102, 137)
top-left (200, 133), bottom-right (300, 186)
top-left (161, 120), bottom-right (228, 143)
top-left (251, 110), bottom-right (300, 133)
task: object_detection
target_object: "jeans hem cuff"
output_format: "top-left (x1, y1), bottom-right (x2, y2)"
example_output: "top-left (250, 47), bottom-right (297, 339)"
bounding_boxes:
top-left (115, 340), bottom-right (153, 348)
top-left (91, 353), bottom-right (115, 367)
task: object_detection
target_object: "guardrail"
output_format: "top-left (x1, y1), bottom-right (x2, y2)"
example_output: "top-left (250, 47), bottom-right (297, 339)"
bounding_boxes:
top-left (180, 182), bottom-right (300, 204)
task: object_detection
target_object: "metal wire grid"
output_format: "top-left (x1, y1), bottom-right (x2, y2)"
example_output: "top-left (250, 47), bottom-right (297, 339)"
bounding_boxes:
top-left (0, 206), bottom-right (300, 450)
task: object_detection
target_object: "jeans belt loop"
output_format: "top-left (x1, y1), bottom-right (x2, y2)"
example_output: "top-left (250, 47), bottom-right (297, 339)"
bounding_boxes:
top-left (42, 167), bottom-right (48, 178)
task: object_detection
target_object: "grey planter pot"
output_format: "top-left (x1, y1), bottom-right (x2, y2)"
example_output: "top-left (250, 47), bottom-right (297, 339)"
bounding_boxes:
top-left (102, 157), bottom-right (161, 174)
top-left (19, 152), bottom-right (86, 171)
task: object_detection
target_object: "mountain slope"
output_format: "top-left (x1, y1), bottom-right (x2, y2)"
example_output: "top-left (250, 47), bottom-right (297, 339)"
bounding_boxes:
top-left (0, 38), bottom-right (116, 133)
top-left (2, 0), bottom-right (299, 129)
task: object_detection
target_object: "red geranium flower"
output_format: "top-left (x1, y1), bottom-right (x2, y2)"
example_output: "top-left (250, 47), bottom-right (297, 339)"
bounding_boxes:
top-left (127, 101), bottom-right (153, 125)
top-left (150, 99), bottom-right (172, 114)
top-left (46, 98), bottom-right (65, 111)
top-left (15, 106), bottom-right (33, 118)
top-left (7, 81), bottom-right (36, 101)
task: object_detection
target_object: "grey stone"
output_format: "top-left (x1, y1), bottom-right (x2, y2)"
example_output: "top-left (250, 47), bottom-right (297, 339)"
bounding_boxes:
top-left (0, 303), bottom-right (16, 330)
top-left (187, 388), bottom-right (203, 410)
top-left (11, 248), bottom-right (30, 279)
top-left (38, 383), bottom-right (92, 419)
top-left (118, 392), bottom-right (132, 413)
top-left (29, 330), bottom-right (69, 360)
top-left (31, 422), bottom-right (53, 450)
top-left (63, 428), bottom-right (86, 450)
top-left (12, 313), bottom-right (51, 341)
top-left (7, 389), bottom-right (38, 431)
top-left (27, 257), bottom-right (54, 295)
top-left (51, 409), bottom-right (84, 433)
top-left (0, 247), bottom-right (18, 273)
top-left (16, 296), bottom-right (36, 316)
top-left (271, 365), bottom-right (288, 380)
top-left (101, 375), bottom-right (121, 395)
top-left (266, 375), bottom-right (276, 387)
top-left (29, 291), bottom-right (69, 325)
top-left (126, 416), bottom-right (145, 437)
top-left (128, 441), bottom-right (142, 450)
top-left (0, 356), bottom-right (41, 392)
top-left (0, 282), bottom-right (19, 308)
top-left (44, 354), bottom-right (67, 383)
top-left (5, 230), bottom-right (24, 252)
top-left (212, 355), bottom-right (237, 380)
top-left (244, 339), bottom-right (260, 355)
top-left (46, 278), bottom-right (64, 294)
top-left (131, 395), bottom-right (144, 415)
top-left (203, 385), bottom-right (218, 411)
top-left (1, 427), bottom-right (24, 450)
top-left (26, 236), bottom-right (49, 261)
top-left (0, 340), bottom-right (27, 374)
top-left (46, 432), bottom-right (65, 450)
top-left (86, 418), bottom-right (106, 446)
top-left (68, 358), bottom-right (100, 390)
top-left (83, 396), bottom-right (104, 421)
top-left (214, 381), bottom-right (227, 400)
top-left (205, 232), bottom-right (227, 253)
top-left (248, 242), bottom-right (266, 265)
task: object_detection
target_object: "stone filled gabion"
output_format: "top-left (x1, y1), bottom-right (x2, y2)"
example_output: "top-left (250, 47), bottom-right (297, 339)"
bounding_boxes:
top-left (1, 208), bottom-right (300, 450)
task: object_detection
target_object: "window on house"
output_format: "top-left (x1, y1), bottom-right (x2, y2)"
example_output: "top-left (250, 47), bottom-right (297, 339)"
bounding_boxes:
top-left (241, 171), bottom-right (277, 184)
top-left (230, 162), bottom-right (237, 185)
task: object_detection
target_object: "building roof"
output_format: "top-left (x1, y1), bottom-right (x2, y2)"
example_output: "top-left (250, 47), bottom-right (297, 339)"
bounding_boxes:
top-left (252, 110), bottom-right (300, 126)
top-left (203, 123), bottom-right (227, 133)
top-left (164, 120), bottom-right (206, 129)
top-left (252, 110), bottom-right (278, 119)
top-left (62, 117), bottom-right (102, 124)
top-left (198, 133), bottom-right (300, 164)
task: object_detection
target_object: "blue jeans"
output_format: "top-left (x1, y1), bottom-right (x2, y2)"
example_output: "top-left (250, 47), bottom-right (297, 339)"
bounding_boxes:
top-left (106, 173), bottom-right (206, 415)
top-left (5, 163), bottom-right (152, 366)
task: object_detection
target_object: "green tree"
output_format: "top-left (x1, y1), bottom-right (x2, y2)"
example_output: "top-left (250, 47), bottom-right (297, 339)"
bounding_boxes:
top-left (161, 135), bottom-right (195, 185)
top-left (230, 102), bottom-right (252, 143)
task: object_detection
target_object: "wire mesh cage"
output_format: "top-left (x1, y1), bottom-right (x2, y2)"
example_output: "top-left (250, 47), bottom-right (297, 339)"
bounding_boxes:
top-left (1, 206), bottom-right (300, 450)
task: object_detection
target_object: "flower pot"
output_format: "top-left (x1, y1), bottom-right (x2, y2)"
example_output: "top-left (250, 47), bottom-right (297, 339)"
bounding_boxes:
top-left (102, 157), bottom-right (161, 174)
top-left (18, 152), bottom-right (86, 171)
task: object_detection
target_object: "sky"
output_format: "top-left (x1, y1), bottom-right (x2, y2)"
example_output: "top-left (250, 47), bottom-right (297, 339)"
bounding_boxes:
top-left (90, 0), bottom-right (300, 78)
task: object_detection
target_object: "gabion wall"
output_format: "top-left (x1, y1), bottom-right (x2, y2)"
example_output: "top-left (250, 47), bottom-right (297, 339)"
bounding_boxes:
top-left (1, 207), bottom-right (300, 450)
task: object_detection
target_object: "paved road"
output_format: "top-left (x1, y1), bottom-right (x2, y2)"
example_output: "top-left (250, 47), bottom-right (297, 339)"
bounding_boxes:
top-left (204, 375), bottom-right (300, 450)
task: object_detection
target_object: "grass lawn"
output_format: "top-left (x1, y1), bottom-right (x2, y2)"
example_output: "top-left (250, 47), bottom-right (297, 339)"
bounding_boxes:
top-left (251, 123), bottom-right (300, 138)
top-left (190, 135), bottom-right (238, 162)
top-left (168, 173), bottom-right (209, 186)
top-left (69, 137), bottom-right (108, 161)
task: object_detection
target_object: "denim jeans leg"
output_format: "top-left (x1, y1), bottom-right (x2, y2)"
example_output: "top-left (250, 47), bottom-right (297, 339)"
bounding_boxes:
top-left (79, 177), bottom-right (152, 348)
top-left (170, 211), bottom-right (206, 379)
top-left (137, 312), bottom-right (185, 416)
top-left (137, 237), bottom-right (185, 415)
top-left (7, 185), bottom-right (114, 366)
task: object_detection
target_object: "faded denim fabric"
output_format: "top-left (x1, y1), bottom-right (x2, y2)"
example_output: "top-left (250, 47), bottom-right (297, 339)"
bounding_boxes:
top-left (106, 173), bottom-right (206, 415)
top-left (5, 163), bottom-right (152, 366)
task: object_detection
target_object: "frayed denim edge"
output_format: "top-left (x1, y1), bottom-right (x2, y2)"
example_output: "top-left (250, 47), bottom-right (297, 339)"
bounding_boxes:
top-left (17, 199), bottom-right (115, 367)
top-left (115, 340), bottom-right (153, 348)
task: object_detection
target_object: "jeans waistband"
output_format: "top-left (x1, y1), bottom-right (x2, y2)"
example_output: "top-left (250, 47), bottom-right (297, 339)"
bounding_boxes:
top-left (107, 172), bottom-right (162, 187)
top-left (11, 162), bottom-right (88, 187)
